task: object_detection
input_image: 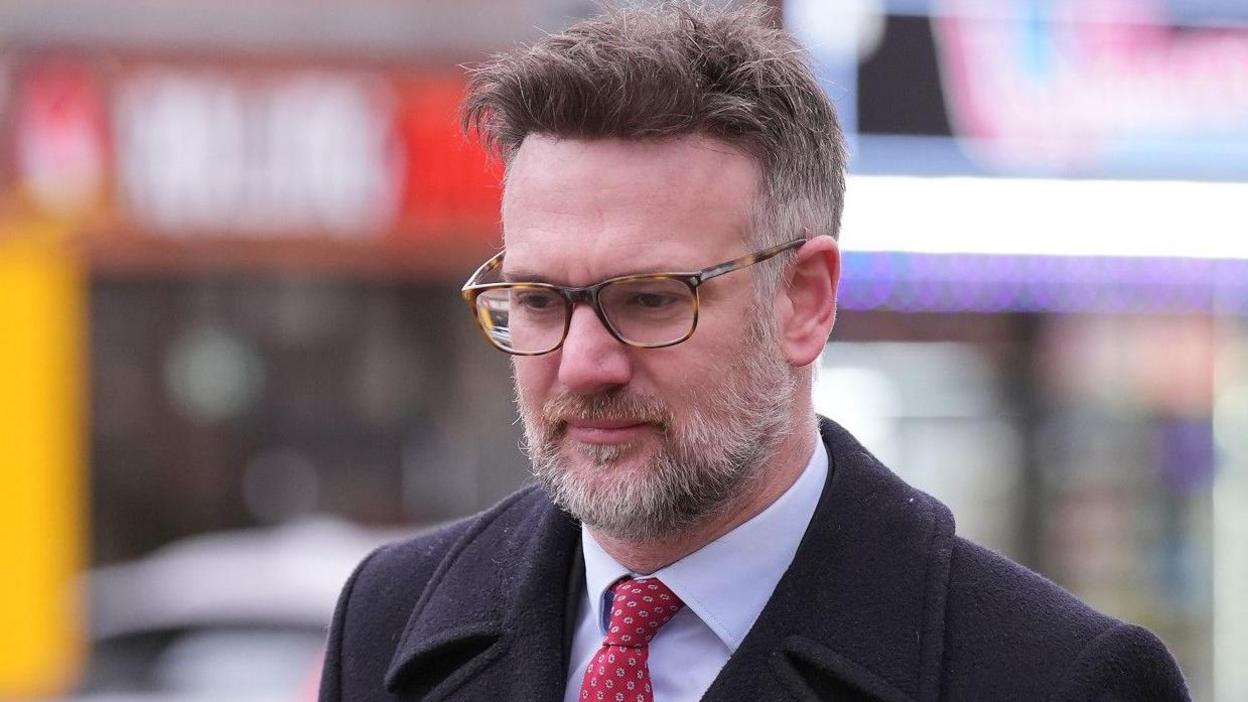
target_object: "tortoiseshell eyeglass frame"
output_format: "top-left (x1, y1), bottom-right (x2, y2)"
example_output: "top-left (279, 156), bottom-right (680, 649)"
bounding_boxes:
top-left (460, 237), bottom-right (807, 356)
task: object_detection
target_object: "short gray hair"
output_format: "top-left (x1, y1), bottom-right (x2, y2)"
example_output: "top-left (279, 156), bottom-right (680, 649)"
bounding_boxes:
top-left (462, 0), bottom-right (848, 252)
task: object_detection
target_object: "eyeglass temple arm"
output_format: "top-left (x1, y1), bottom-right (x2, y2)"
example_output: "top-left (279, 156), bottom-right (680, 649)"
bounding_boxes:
top-left (464, 238), bottom-right (805, 290)
top-left (696, 238), bottom-right (806, 283)
top-left (462, 251), bottom-right (505, 293)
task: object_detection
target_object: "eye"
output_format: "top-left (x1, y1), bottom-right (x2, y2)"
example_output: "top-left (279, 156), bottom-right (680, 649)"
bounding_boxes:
top-left (514, 289), bottom-right (560, 311)
top-left (629, 292), bottom-right (678, 309)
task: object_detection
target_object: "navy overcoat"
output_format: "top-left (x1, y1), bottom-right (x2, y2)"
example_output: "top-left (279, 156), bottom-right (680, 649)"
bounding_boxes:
top-left (319, 419), bottom-right (1189, 701)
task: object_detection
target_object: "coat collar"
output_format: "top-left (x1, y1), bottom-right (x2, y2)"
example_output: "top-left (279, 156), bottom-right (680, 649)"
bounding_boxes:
top-left (701, 418), bottom-right (955, 702)
top-left (385, 418), bottom-right (954, 702)
top-left (383, 485), bottom-right (581, 701)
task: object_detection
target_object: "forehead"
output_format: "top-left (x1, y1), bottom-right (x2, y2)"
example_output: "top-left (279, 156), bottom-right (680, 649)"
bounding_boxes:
top-left (500, 135), bottom-right (759, 281)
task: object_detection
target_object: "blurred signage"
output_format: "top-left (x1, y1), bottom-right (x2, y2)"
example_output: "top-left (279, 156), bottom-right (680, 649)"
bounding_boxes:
top-left (785, 1), bottom-right (1248, 315)
top-left (5, 56), bottom-right (502, 269)
top-left (114, 68), bottom-right (396, 236)
top-left (13, 63), bottom-right (108, 218)
top-left (933, 0), bottom-right (1248, 172)
top-left (836, 175), bottom-right (1248, 316)
top-left (791, 0), bottom-right (1248, 179)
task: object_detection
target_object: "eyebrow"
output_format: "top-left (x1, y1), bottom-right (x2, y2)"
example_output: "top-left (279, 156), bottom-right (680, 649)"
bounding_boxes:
top-left (500, 269), bottom-right (567, 285)
top-left (501, 264), bottom-right (677, 286)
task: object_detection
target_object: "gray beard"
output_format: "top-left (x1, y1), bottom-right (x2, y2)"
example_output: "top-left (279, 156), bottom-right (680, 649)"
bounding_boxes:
top-left (518, 320), bottom-right (796, 543)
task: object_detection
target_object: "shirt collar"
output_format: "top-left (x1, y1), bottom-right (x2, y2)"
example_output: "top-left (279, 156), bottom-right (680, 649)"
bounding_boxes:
top-left (581, 433), bottom-right (829, 652)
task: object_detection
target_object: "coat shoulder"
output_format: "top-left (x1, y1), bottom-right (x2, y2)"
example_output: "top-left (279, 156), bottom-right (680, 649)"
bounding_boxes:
top-left (319, 485), bottom-right (551, 701)
top-left (941, 537), bottom-right (1188, 701)
top-left (349, 484), bottom-right (550, 596)
top-left (344, 484), bottom-right (550, 613)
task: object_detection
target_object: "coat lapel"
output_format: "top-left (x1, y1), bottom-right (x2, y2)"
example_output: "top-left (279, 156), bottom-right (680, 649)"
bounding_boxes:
top-left (703, 419), bottom-right (955, 702)
top-left (383, 487), bottom-right (581, 701)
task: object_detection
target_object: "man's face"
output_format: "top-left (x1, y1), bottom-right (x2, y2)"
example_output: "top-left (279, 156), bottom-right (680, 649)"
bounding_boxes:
top-left (502, 135), bottom-right (796, 542)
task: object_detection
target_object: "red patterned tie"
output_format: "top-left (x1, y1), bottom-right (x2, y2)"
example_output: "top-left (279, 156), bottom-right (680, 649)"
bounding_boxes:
top-left (579, 577), bottom-right (685, 702)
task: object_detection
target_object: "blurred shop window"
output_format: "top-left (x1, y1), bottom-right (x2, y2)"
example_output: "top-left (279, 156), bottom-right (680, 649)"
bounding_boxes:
top-left (815, 341), bottom-right (1023, 556)
top-left (1214, 319), bottom-right (1248, 702)
top-left (90, 276), bottom-right (525, 566)
top-left (816, 315), bottom-right (1217, 699)
top-left (1035, 315), bottom-right (1215, 695)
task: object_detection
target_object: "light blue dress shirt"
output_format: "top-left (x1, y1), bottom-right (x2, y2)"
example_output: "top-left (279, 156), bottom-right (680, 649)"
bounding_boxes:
top-left (562, 435), bottom-right (829, 702)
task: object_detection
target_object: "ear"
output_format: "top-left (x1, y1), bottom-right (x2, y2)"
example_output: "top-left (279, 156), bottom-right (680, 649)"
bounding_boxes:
top-left (776, 235), bottom-right (840, 367)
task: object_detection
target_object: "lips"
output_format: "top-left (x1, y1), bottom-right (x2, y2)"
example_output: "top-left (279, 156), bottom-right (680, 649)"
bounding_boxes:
top-left (562, 418), bottom-right (654, 444)
top-left (566, 418), bottom-right (645, 430)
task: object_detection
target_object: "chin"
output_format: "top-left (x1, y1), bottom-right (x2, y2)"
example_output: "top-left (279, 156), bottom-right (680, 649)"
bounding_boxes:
top-left (565, 438), bottom-right (647, 468)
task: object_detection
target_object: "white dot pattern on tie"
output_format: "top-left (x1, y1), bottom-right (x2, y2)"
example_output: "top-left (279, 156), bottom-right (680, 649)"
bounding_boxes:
top-left (580, 577), bottom-right (685, 702)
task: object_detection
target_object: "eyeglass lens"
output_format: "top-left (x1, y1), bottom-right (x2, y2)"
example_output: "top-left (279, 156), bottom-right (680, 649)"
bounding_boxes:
top-left (474, 277), bottom-right (696, 353)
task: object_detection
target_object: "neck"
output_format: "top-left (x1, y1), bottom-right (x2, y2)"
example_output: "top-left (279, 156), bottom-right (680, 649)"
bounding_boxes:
top-left (590, 411), bottom-right (818, 575)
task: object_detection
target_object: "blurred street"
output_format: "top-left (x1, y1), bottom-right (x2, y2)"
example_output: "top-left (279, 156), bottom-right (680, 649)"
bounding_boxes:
top-left (0, 1), bottom-right (1245, 699)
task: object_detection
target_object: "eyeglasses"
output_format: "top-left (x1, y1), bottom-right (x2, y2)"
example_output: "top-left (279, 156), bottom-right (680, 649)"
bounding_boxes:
top-left (460, 238), bottom-right (805, 356)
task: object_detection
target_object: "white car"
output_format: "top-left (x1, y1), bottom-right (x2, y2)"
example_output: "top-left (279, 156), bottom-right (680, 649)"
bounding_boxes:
top-left (69, 518), bottom-right (409, 702)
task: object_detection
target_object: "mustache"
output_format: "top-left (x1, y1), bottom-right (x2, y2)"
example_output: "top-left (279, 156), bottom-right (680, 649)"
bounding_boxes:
top-left (540, 390), bottom-right (672, 436)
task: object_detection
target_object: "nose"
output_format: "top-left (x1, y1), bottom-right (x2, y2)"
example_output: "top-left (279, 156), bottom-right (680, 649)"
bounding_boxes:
top-left (556, 303), bottom-right (633, 394)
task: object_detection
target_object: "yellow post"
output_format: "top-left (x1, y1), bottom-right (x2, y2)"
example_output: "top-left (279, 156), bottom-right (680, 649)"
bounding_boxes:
top-left (0, 216), bottom-right (86, 698)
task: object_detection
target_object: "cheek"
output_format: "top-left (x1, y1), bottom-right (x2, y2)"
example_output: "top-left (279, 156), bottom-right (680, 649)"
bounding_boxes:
top-left (512, 356), bottom-right (557, 403)
top-left (651, 312), bottom-right (769, 398)
top-left (632, 346), bottom-right (715, 400)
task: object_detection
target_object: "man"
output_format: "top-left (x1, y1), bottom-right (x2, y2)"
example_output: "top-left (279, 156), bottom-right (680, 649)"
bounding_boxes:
top-left (320, 3), bottom-right (1189, 701)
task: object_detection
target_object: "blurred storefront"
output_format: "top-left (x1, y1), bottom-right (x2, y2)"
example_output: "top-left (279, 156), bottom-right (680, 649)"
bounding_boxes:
top-left (0, 4), bottom-right (559, 696)
top-left (0, 0), bottom-right (1243, 699)
top-left (791, 2), bottom-right (1248, 700)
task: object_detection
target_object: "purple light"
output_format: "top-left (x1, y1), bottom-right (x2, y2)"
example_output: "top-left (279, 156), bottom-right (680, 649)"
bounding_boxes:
top-left (839, 252), bottom-right (1248, 315)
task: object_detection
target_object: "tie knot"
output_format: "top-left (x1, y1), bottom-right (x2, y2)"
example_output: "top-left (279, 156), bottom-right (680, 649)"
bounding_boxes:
top-left (603, 577), bottom-right (684, 648)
